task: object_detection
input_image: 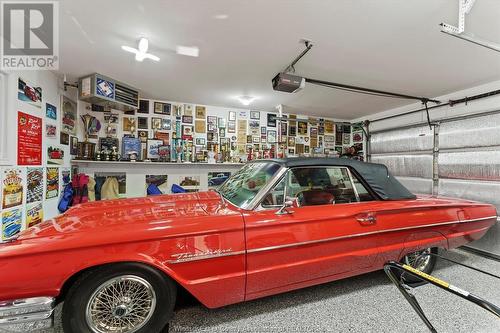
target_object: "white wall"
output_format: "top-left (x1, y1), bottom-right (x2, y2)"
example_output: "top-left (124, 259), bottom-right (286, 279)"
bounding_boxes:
top-left (0, 70), bottom-right (75, 242)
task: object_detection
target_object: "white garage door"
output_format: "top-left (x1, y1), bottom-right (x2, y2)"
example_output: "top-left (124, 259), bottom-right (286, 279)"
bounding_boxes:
top-left (370, 113), bottom-right (500, 256)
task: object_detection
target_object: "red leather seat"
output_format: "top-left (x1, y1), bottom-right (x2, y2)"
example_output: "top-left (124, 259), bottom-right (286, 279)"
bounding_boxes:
top-left (300, 189), bottom-right (335, 206)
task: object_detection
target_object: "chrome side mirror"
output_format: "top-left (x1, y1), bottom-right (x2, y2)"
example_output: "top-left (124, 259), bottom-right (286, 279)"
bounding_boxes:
top-left (276, 200), bottom-right (294, 215)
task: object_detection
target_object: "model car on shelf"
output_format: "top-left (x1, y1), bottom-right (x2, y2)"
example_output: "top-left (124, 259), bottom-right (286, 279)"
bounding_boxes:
top-left (208, 173), bottom-right (230, 186)
top-left (0, 158), bottom-right (497, 333)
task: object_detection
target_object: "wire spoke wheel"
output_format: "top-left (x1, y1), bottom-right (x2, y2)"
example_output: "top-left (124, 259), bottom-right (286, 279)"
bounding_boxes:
top-left (404, 248), bottom-right (432, 271)
top-left (85, 275), bottom-right (156, 333)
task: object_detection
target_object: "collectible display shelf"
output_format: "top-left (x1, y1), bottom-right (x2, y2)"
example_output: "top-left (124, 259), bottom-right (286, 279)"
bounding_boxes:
top-left (71, 160), bottom-right (244, 166)
top-left (71, 159), bottom-right (244, 196)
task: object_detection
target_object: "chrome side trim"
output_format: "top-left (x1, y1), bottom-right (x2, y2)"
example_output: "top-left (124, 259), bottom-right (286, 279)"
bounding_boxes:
top-left (166, 216), bottom-right (497, 263)
top-left (166, 250), bottom-right (246, 264)
top-left (246, 215), bottom-right (498, 254)
top-left (0, 297), bottom-right (54, 332)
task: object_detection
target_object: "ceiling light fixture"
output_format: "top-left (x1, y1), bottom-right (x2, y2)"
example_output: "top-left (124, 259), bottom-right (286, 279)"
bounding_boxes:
top-left (176, 45), bottom-right (199, 57)
top-left (214, 14), bottom-right (228, 20)
top-left (121, 37), bottom-right (160, 62)
top-left (236, 96), bottom-right (257, 106)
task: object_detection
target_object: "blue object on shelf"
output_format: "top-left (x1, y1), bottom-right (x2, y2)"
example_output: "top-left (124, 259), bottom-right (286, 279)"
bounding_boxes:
top-left (147, 183), bottom-right (162, 195)
top-left (171, 184), bottom-right (186, 193)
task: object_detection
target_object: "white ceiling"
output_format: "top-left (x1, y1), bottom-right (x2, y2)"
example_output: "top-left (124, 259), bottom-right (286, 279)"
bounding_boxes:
top-left (58, 0), bottom-right (500, 119)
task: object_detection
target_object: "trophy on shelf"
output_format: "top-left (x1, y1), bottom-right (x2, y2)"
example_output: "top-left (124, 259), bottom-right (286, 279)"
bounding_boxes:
top-left (77, 114), bottom-right (96, 160)
top-left (175, 144), bottom-right (183, 163)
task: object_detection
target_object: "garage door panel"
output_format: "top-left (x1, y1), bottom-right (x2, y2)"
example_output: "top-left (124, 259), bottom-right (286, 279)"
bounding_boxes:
top-left (396, 177), bottom-right (433, 194)
top-left (372, 155), bottom-right (432, 178)
top-left (438, 151), bottom-right (500, 181)
top-left (438, 179), bottom-right (500, 208)
top-left (370, 126), bottom-right (433, 154)
top-left (440, 113), bottom-right (500, 150)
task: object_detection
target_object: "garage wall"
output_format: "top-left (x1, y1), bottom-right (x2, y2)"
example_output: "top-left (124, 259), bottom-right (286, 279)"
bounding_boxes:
top-left (356, 80), bottom-right (500, 256)
top-left (0, 71), bottom-right (76, 243)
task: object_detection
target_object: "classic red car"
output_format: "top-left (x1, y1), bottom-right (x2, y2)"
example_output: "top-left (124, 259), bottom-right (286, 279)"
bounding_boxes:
top-left (0, 158), bottom-right (497, 333)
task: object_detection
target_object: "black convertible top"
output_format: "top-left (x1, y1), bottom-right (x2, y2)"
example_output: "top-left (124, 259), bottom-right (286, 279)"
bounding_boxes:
top-left (254, 157), bottom-right (416, 200)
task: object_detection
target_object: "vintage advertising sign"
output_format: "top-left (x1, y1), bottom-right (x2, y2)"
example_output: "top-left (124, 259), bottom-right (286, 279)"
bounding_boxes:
top-left (26, 202), bottom-right (43, 228)
top-left (18, 111), bottom-right (42, 165)
top-left (1, 208), bottom-right (23, 240)
top-left (2, 168), bottom-right (24, 209)
top-left (26, 167), bottom-right (43, 203)
top-left (45, 167), bottom-right (59, 199)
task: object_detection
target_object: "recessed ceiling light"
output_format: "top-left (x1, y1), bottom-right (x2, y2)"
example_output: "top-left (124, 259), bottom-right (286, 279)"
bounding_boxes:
top-left (214, 14), bottom-right (228, 20)
top-left (121, 37), bottom-right (160, 62)
top-left (236, 96), bottom-right (257, 106)
top-left (176, 45), bottom-right (199, 57)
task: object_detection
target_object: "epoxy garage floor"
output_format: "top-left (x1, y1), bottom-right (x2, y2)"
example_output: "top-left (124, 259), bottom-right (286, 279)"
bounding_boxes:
top-left (43, 249), bottom-right (499, 333)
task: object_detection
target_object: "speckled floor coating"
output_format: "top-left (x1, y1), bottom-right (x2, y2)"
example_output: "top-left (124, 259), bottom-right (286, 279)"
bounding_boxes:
top-left (40, 249), bottom-right (499, 333)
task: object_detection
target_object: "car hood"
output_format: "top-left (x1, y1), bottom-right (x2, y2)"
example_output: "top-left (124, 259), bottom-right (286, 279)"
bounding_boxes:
top-left (1, 191), bottom-right (240, 257)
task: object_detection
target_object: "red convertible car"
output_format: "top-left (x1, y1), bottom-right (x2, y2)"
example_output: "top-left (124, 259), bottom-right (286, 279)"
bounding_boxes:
top-left (0, 158), bottom-right (497, 333)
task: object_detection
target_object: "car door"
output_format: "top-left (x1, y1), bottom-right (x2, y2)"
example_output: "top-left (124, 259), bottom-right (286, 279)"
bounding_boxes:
top-left (244, 166), bottom-right (382, 299)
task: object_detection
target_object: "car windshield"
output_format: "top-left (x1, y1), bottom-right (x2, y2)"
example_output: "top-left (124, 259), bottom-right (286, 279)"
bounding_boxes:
top-left (217, 162), bottom-right (282, 208)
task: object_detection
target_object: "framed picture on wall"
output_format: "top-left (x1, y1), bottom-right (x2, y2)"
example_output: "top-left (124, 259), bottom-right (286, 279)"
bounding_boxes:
top-left (138, 99), bottom-right (150, 114)
top-left (280, 122), bottom-right (287, 136)
top-left (195, 105), bottom-right (206, 119)
top-left (267, 113), bottom-right (277, 127)
top-left (250, 111), bottom-right (260, 120)
top-left (184, 104), bottom-right (194, 116)
top-left (267, 130), bottom-right (276, 143)
top-left (161, 118), bottom-right (171, 131)
top-left (228, 111), bottom-right (236, 121)
top-left (151, 117), bottom-right (162, 130)
top-left (195, 120), bottom-right (206, 133)
top-left (60, 132), bottom-right (69, 145)
top-left (218, 117), bottom-right (226, 128)
top-left (154, 102), bottom-right (171, 115)
top-left (195, 138), bottom-right (206, 145)
top-left (138, 117), bottom-right (148, 129)
top-left (182, 115), bottom-right (193, 124)
top-left (298, 121), bottom-right (308, 135)
top-left (70, 136), bottom-right (78, 155)
top-left (227, 121), bottom-right (236, 133)
top-left (155, 131), bottom-right (169, 145)
top-left (182, 125), bottom-right (193, 137)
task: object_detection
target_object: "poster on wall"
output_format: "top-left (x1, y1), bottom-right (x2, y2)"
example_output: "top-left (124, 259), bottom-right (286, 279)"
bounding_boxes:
top-left (26, 202), bottom-right (43, 228)
top-left (47, 146), bottom-right (64, 165)
top-left (2, 208), bottom-right (23, 241)
top-left (61, 95), bottom-right (77, 135)
top-left (267, 113), bottom-right (277, 127)
top-left (26, 167), bottom-right (44, 204)
top-left (179, 176), bottom-right (200, 192)
top-left (208, 172), bottom-right (231, 188)
top-left (145, 175), bottom-right (169, 194)
top-left (195, 106), bottom-right (206, 119)
top-left (2, 168), bottom-right (24, 209)
top-left (46, 167), bottom-right (59, 199)
top-left (45, 124), bottom-right (57, 138)
top-left (17, 112), bottom-right (42, 165)
top-left (46, 103), bottom-right (57, 120)
top-left (18, 77), bottom-right (42, 108)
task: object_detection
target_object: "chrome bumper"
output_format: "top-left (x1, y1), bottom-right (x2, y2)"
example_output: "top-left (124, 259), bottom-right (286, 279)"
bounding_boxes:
top-left (0, 297), bottom-right (54, 332)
